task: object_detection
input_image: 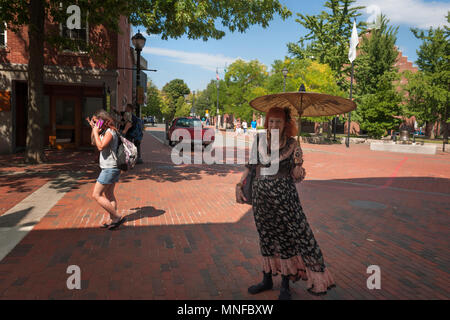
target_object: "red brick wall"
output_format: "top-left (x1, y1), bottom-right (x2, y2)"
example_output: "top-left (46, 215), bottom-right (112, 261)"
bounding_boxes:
top-left (0, 25), bottom-right (29, 64)
top-left (0, 17), bottom-right (121, 69)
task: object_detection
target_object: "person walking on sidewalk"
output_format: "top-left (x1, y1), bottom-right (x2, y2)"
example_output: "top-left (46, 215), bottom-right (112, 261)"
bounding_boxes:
top-left (122, 104), bottom-right (144, 164)
top-left (235, 106), bottom-right (335, 300)
top-left (251, 119), bottom-right (257, 133)
top-left (242, 120), bottom-right (248, 135)
top-left (88, 110), bottom-right (126, 230)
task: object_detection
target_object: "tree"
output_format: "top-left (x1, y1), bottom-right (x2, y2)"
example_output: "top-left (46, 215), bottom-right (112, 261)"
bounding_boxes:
top-left (174, 96), bottom-right (191, 118)
top-left (0, 0), bottom-right (291, 162)
top-left (355, 73), bottom-right (402, 138)
top-left (143, 80), bottom-right (163, 120)
top-left (224, 59), bottom-right (268, 121)
top-left (352, 15), bottom-right (402, 138)
top-left (161, 79), bottom-right (190, 120)
top-left (192, 89), bottom-right (212, 119)
top-left (266, 58), bottom-right (345, 136)
top-left (354, 15), bottom-right (399, 96)
top-left (404, 13), bottom-right (449, 141)
top-left (287, 0), bottom-right (365, 88)
top-left (129, 0), bottom-right (291, 40)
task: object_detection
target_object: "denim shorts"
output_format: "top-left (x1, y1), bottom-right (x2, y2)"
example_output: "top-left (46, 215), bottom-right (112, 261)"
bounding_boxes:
top-left (97, 168), bottom-right (121, 185)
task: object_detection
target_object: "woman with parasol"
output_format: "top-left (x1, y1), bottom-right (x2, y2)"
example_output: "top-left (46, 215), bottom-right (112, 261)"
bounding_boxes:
top-left (235, 89), bottom-right (355, 299)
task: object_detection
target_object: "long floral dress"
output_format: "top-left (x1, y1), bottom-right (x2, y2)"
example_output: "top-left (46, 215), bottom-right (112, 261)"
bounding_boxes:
top-left (246, 134), bottom-right (335, 294)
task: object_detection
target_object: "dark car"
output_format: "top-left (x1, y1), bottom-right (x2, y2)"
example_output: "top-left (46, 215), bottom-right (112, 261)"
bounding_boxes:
top-left (166, 117), bottom-right (215, 147)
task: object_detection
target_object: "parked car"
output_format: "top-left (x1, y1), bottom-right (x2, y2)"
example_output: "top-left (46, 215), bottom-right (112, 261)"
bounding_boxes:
top-left (166, 117), bottom-right (215, 147)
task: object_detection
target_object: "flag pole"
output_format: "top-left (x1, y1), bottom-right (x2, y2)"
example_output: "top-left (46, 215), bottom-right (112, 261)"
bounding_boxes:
top-left (346, 61), bottom-right (354, 148)
top-left (346, 20), bottom-right (358, 148)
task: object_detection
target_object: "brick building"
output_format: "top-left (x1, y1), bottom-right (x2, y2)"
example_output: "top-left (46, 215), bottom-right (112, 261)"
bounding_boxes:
top-left (0, 15), bottom-right (134, 154)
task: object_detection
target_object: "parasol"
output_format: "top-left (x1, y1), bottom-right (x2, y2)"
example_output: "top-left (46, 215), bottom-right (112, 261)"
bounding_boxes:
top-left (249, 85), bottom-right (357, 138)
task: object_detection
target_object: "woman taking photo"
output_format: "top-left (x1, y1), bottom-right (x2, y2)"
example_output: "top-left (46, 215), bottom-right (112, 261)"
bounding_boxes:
top-left (236, 106), bottom-right (335, 300)
top-left (88, 110), bottom-right (126, 230)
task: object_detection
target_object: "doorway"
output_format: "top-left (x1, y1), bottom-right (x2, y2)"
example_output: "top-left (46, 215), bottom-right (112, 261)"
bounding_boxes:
top-left (50, 96), bottom-right (81, 148)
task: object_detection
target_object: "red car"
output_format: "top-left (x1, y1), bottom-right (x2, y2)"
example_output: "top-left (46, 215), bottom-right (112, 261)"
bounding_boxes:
top-left (166, 117), bottom-right (215, 147)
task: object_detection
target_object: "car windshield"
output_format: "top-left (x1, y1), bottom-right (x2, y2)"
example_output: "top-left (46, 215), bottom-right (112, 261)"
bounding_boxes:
top-left (177, 118), bottom-right (202, 128)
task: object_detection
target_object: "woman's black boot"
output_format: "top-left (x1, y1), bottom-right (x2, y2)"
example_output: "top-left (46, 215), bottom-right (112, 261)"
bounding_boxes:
top-left (278, 275), bottom-right (291, 300)
top-left (248, 271), bottom-right (273, 294)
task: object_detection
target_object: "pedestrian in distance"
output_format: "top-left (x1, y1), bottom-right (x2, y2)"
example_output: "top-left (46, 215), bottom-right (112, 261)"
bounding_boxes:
top-left (87, 110), bottom-right (126, 230)
top-left (236, 106), bottom-right (335, 300)
top-left (251, 119), bottom-right (257, 133)
top-left (242, 120), bottom-right (248, 135)
top-left (122, 104), bottom-right (144, 164)
top-left (235, 121), bottom-right (242, 136)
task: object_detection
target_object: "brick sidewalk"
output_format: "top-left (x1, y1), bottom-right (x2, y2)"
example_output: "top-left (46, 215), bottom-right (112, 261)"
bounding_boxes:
top-left (0, 130), bottom-right (449, 299)
top-left (0, 149), bottom-right (99, 216)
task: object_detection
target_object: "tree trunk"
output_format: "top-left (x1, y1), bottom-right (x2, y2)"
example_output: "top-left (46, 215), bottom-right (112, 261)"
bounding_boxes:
top-left (430, 122), bottom-right (436, 140)
top-left (26, 0), bottom-right (46, 163)
top-left (327, 119), bottom-right (332, 139)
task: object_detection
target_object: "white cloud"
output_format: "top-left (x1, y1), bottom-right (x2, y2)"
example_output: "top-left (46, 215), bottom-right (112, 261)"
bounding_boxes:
top-left (142, 47), bottom-right (242, 71)
top-left (356, 0), bottom-right (449, 29)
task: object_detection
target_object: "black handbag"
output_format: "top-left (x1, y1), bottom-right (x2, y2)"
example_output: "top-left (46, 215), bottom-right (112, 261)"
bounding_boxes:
top-left (242, 134), bottom-right (259, 204)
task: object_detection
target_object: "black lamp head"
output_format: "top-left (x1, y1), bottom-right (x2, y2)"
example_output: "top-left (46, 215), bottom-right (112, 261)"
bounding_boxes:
top-left (299, 84), bottom-right (306, 92)
top-left (132, 30), bottom-right (146, 50)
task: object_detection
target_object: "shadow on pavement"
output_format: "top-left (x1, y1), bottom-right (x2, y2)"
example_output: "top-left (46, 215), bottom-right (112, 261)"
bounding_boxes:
top-left (125, 206), bottom-right (166, 222)
top-left (0, 175), bottom-right (448, 300)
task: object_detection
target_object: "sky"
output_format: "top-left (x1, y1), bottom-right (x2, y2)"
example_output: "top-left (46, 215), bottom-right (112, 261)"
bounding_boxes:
top-left (132, 0), bottom-right (449, 93)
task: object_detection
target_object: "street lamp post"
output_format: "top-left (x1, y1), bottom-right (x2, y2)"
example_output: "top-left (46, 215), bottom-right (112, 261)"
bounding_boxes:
top-left (132, 31), bottom-right (146, 118)
top-left (282, 67), bottom-right (288, 92)
top-left (216, 80), bottom-right (220, 130)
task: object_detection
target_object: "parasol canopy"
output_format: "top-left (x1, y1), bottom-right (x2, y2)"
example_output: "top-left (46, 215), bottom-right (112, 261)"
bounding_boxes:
top-left (249, 91), bottom-right (356, 117)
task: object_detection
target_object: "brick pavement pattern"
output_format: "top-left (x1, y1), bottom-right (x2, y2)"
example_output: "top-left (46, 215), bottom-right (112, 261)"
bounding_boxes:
top-left (0, 128), bottom-right (449, 300)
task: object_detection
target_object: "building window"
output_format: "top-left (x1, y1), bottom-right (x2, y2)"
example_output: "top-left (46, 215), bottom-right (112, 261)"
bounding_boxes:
top-left (0, 23), bottom-right (6, 47)
top-left (60, 11), bottom-right (88, 52)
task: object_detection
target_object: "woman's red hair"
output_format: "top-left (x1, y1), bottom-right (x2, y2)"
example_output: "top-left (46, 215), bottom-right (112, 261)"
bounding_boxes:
top-left (264, 107), bottom-right (298, 137)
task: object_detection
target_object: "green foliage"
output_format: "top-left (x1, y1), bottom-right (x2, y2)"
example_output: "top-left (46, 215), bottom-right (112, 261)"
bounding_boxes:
top-left (224, 59), bottom-right (268, 121)
top-left (192, 90), bottom-right (210, 118)
top-left (351, 15), bottom-right (402, 138)
top-left (267, 58), bottom-right (346, 122)
top-left (129, 0), bottom-right (291, 41)
top-left (403, 13), bottom-right (449, 139)
top-left (287, 0), bottom-right (365, 88)
top-left (174, 96), bottom-right (191, 118)
top-left (202, 80), bottom-right (228, 117)
top-left (143, 80), bottom-right (163, 119)
top-left (161, 79), bottom-right (190, 120)
top-left (354, 72), bottom-right (402, 138)
top-left (354, 15), bottom-right (399, 96)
